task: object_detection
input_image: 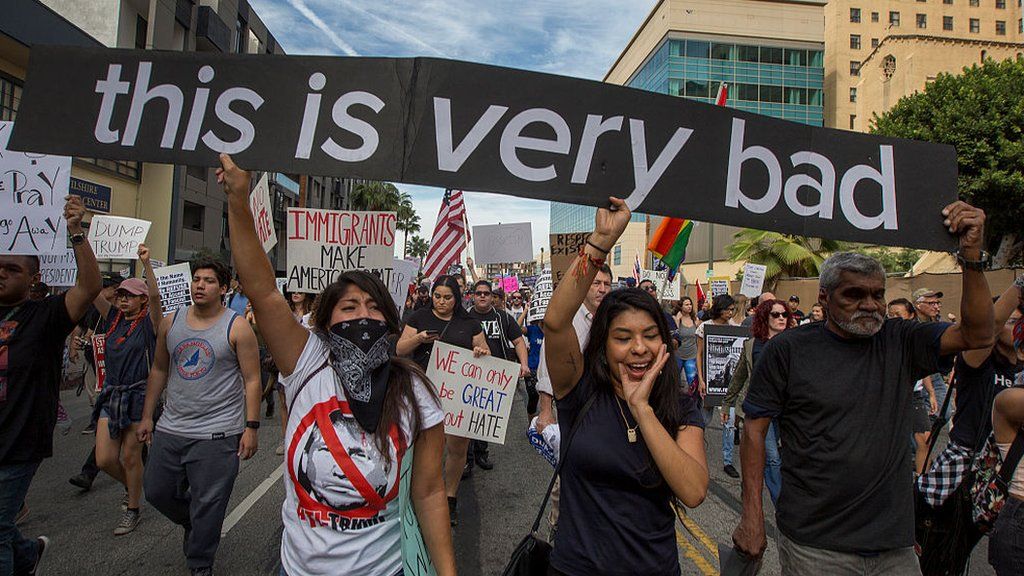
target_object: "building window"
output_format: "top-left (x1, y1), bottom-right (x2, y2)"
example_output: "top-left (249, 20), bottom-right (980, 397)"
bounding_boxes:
top-left (850, 60), bottom-right (861, 76)
top-left (890, 11), bottom-right (901, 27)
top-left (944, 16), bottom-right (954, 30)
top-left (996, 0), bottom-right (1006, 8)
top-left (970, 0), bottom-right (979, 6)
top-left (851, 8), bottom-right (861, 23)
top-left (996, 20), bottom-right (1007, 34)
top-left (0, 72), bottom-right (21, 122)
top-left (970, 18), bottom-right (980, 33)
top-left (850, 87), bottom-right (858, 102)
top-left (917, 14), bottom-right (927, 28)
top-left (850, 115), bottom-right (857, 130)
top-left (944, 0), bottom-right (953, 4)
top-left (76, 158), bottom-right (140, 181)
top-left (234, 16), bottom-right (247, 53)
top-left (872, 11), bottom-right (880, 22)
top-left (1019, 17), bottom-right (1023, 33)
top-left (613, 245), bottom-right (622, 266)
top-left (135, 15), bottom-right (148, 49)
top-left (183, 202), bottom-right (204, 231)
top-left (851, 34), bottom-right (862, 49)
top-left (872, 38), bottom-right (880, 48)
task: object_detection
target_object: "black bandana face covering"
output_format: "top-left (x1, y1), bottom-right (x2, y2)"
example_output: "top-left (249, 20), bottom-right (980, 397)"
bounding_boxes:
top-left (326, 318), bottom-right (392, 433)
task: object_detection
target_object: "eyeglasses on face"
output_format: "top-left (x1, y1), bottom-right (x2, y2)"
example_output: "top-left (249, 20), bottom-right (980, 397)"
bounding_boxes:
top-left (115, 292), bottom-right (141, 300)
top-left (769, 311), bottom-right (790, 319)
top-left (474, 291), bottom-right (492, 297)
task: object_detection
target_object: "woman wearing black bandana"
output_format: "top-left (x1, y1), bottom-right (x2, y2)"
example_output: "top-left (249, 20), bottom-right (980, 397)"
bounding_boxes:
top-left (397, 274), bottom-right (490, 526)
top-left (217, 155), bottom-right (456, 576)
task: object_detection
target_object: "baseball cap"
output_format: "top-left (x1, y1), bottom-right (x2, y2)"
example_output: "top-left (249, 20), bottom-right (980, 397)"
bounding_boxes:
top-left (912, 288), bottom-right (943, 301)
top-left (101, 272), bottom-right (122, 288)
top-left (117, 278), bottom-right (148, 295)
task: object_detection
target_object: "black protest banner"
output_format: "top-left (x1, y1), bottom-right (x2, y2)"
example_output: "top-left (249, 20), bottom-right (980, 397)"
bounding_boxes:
top-left (11, 47), bottom-right (959, 250)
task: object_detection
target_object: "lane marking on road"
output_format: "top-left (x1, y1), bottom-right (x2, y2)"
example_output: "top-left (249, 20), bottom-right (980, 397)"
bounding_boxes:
top-left (676, 526), bottom-right (717, 576)
top-left (679, 510), bottom-right (720, 560)
top-left (221, 462), bottom-right (285, 536)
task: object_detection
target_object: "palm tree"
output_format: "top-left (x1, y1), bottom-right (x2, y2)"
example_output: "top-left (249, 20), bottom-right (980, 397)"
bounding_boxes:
top-left (350, 181), bottom-right (401, 211)
top-left (726, 229), bottom-right (844, 290)
top-left (396, 194), bottom-right (421, 258)
top-left (406, 236), bottom-right (430, 270)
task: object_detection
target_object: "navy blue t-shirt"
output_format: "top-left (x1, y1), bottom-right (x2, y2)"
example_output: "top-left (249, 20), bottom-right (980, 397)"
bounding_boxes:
top-left (551, 374), bottom-right (705, 576)
top-left (526, 324), bottom-right (544, 371)
top-left (103, 307), bottom-right (157, 388)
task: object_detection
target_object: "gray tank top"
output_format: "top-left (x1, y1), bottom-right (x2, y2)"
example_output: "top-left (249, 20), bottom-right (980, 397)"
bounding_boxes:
top-left (156, 307), bottom-right (245, 439)
top-left (676, 321), bottom-right (698, 360)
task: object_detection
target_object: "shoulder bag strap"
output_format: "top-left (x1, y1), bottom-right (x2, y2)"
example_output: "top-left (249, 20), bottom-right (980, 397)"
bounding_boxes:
top-left (999, 428), bottom-right (1024, 485)
top-left (923, 372), bottom-right (957, 464)
top-left (529, 390), bottom-right (598, 533)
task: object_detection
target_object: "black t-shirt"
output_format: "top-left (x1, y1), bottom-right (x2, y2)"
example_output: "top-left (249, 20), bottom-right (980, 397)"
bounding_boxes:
top-left (405, 307), bottom-right (483, 370)
top-left (743, 319), bottom-right (950, 552)
top-left (466, 307), bottom-right (522, 361)
top-left (950, 352), bottom-right (1021, 448)
top-left (551, 374), bottom-right (705, 576)
top-left (0, 295), bottom-right (76, 464)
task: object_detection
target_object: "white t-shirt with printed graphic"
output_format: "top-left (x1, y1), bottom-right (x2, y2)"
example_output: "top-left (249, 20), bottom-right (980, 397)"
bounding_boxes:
top-left (279, 334), bottom-right (444, 576)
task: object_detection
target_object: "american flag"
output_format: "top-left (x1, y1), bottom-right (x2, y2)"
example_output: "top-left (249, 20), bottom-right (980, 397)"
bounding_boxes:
top-left (421, 189), bottom-right (470, 280)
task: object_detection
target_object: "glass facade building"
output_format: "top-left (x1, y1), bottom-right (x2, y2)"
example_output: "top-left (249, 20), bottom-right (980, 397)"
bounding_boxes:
top-left (549, 202), bottom-right (646, 234)
top-left (629, 37), bottom-right (825, 126)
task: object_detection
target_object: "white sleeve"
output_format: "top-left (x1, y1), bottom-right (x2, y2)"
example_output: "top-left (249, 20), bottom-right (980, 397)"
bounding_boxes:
top-left (278, 332), bottom-right (319, 392)
top-left (536, 339), bottom-right (553, 395)
top-left (694, 322), bottom-right (705, 339)
top-left (412, 375), bottom-right (445, 430)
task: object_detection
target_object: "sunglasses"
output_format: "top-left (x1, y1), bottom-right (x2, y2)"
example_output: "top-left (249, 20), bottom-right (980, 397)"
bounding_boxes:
top-left (115, 292), bottom-right (142, 300)
top-left (474, 291), bottom-right (492, 296)
top-left (769, 311), bottom-right (790, 319)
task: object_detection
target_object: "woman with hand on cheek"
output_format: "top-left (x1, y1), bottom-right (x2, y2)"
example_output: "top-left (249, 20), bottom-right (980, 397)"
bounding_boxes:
top-left (543, 197), bottom-right (708, 576)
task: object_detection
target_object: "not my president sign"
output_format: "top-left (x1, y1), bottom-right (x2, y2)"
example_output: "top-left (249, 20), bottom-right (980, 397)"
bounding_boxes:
top-left (11, 47), bottom-right (960, 251)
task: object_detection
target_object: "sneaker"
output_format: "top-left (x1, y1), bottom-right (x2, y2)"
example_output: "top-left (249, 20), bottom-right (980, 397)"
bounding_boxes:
top-left (275, 443), bottom-right (285, 456)
top-left (113, 509), bottom-right (140, 536)
top-left (16, 504), bottom-right (29, 525)
top-left (81, 424), bottom-right (96, 435)
top-left (723, 464), bottom-right (740, 479)
top-left (475, 452), bottom-right (494, 471)
top-left (68, 473), bottom-right (94, 491)
top-left (28, 536), bottom-right (49, 575)
top-left (190, 568), bottom-right (212, 576)
top-left (447, 497), bottom-right (458, 527)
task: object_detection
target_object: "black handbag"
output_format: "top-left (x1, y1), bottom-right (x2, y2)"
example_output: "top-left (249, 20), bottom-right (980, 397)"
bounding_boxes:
top-left (502, 392), bottom-right (597, 576)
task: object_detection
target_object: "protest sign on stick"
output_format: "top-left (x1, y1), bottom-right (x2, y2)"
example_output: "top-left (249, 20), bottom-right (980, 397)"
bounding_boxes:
top-left (249, 173), bottom-right (277, 252)
top-left (740, 263), bottom-right (768, 298)
top-left (526, 272), bottom-right (552, 324)
top-left (370, 258), bottom-right (419, 311)
top-left (39, 249), bottom-right (77, 286)
top-left (399, 445), bottom-right (436, 576)
top-left (501, 275), bottom-right (520, 294)
top-left (639, 269), bottom-right (680, 300)
top-left (425, 341), bottom-right (519, 444)
top-left (702, 324), bottom-right (751, 407)
top-left (92, 334), bottom-right (107, 392)
top-left (709, 277), bottom-right (731, 297)
top-left (286, 208), bottom-right (396, 294)
top-left (10, 47), bottom-right (960, 251)
top-left (87, 215), bottom-right (151, 259)
top-left (154, 262), bottom-right (193, 315)
top-left (549, 233), bottom-right (589, 288)
top-left (472, 223), bottom-right (533, 266)
top-left (0, 121), bottom-right (69, 255)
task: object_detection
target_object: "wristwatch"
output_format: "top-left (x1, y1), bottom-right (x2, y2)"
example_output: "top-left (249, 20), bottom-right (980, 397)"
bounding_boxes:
top-left (245, 420), bottom-right (260, 430)
top-left (69, 232), bottom-right (86, 246)
top-left (956, 250), bottom-right (991, 271)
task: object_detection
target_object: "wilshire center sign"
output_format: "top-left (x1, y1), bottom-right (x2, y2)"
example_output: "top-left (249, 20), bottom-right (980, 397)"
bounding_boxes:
top-left (11, 47), bottom-right (959, 250)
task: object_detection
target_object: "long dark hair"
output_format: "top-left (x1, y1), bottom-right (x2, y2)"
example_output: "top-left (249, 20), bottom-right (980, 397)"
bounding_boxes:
top-left (583, 288), bottom-right (684, 436)
top-left (709, 294), bottom-right (736, 321)
top-left (431, 274), bottom-right (470, 318)
top-left (678, 296), bottom-right (698, 325)
top-left (311, 271), bottom-right (437, 460)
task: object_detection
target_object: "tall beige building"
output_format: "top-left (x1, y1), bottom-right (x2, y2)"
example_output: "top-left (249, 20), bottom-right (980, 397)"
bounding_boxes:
top-left (825, 0), bottom-right (1023, 131)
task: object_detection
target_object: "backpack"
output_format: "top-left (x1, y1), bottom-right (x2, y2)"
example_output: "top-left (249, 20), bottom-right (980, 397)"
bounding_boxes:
top-left (970, 429), bottom-right (1024, 533)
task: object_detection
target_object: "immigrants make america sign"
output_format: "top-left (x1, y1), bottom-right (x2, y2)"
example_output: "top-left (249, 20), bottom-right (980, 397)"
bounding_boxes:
top-left (286, 208), bottom-right (396, 294)
top-left (12, 47), bottom-right (959, 250)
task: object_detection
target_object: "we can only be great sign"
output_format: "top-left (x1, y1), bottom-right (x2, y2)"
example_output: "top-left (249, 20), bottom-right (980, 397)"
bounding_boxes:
top-left (12, 47), bottom-right (959, 250)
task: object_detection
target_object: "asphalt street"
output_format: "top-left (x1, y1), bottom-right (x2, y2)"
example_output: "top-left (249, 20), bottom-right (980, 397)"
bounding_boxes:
top-left (19, 386), bottom-right (995, 575)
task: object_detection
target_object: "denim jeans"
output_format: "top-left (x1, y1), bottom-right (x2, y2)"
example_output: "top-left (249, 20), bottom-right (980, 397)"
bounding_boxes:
top-left (931, 374), bottom-right (949, 421)
top-left (989, 496), bottom-right (1024, 575)
top-left (764, 420), bottom-right (782, 505)
top-left (723, 409), bottom-right (736, 466)
top-left (0, 461), bottom-right (41, 576)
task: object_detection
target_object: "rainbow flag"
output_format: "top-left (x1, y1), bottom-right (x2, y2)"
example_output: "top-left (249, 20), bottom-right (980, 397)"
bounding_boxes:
top-left (648, 217), bottom-right (694, 273)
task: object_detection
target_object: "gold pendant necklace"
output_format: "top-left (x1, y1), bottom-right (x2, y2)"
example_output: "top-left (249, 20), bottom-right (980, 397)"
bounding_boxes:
top-left (615, 396), bottom-right (639, 443)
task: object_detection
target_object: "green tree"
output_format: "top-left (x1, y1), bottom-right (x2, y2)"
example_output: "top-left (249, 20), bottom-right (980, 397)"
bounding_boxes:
top-left (406, 235), bottom-right (430, 270)
top-left (847, 246), bottom-right (924, 275)
top-left (871, 57), bottom-right (1024, 266)
top-left (726, 229), bottom-right (844, 290)
top-left (396, 193), bottom-right (421, 259)
top-left (350, 181), bottom-right (402, 211)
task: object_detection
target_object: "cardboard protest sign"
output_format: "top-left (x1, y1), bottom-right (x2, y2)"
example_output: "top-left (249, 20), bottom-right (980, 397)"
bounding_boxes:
top-left (275, 277), bottom-right (288, 294)
top-left (370, 257), bottom-right (419, 311)
top-left (526, 273), bottom-right (552, 324)
top-left (399, 445), bottom-right (436, 576)
top-left (425, 341), bottom-right (519, 444)
top-left (549, 233), bottom-right (589, 288)
top-left (702, 324), bottom-right (751, 407)
top-left (92, 334), bottom-right (107, 392)
top-left (154, 262), bottom-right (193, 315)
top-left (11, 47), bottom-right (959, 251)
top-left (249, 172), bottom-right (277, 252)
top-left (0, 121), bottom-right (69, 254)
top-left (709, 277), bottom-right (731, 298)
top-left (286, 208), bottom-right (396, 293)
top-left (519, 274), bottom-right (538, 289)
top-left (472, 223), bottom-right (533, 266)
top-left (640, 269), bottom-right (680, 300)
top-left (87, 215), bottom-right (151, 259)
top-left (500, 275), bottom-right (520, 294)
top-left (740, 263), bottom-right (768, 298)
top-left (39, 249), bottom-right (77, 286)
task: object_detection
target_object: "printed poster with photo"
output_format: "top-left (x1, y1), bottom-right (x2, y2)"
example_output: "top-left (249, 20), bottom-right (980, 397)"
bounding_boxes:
top-left (702, 324), bottom-right (751, 407)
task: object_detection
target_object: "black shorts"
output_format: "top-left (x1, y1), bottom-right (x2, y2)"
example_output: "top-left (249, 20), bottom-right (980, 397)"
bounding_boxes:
top-left (913, 395), bottom-right (931, 434)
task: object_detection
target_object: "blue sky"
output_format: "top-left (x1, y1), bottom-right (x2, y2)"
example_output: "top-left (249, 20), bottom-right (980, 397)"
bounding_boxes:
top-left (249, 0), bottom-right (657, 254)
